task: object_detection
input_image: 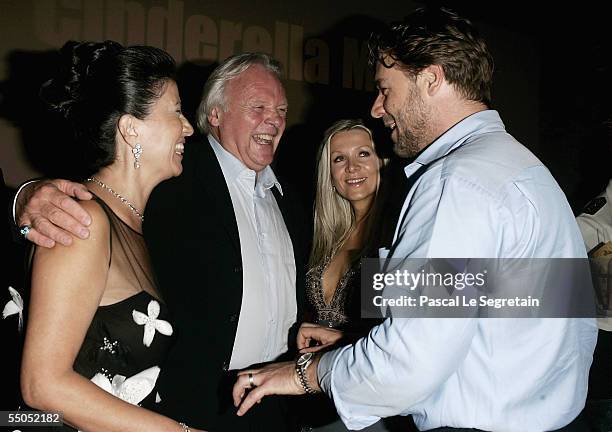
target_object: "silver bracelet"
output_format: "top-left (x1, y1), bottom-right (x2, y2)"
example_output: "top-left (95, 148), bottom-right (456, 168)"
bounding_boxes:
top-left (178, 422), bottom-right (191, 432)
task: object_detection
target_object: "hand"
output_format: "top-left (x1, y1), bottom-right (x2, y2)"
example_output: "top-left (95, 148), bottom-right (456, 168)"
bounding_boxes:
top-left (16, 179), bottom-right (93, 248)
top-left (297, 322), bottom-right (343, 353)
top-left (232, 361), bottom-right (306, 416)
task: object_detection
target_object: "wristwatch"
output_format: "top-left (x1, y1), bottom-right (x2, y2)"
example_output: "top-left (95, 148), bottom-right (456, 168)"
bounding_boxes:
top-left (295, 352), bottom-right (318, 394)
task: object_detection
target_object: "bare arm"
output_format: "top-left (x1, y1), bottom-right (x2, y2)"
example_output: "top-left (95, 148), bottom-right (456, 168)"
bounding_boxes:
top-left (15, 179), bottom-right (93, 248)
top-left (20, 200), bottom-right (200, 432)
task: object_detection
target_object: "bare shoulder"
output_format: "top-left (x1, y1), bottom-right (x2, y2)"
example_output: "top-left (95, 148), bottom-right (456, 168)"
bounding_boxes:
top-left (79, 200), bottom-right (111, 240)
top-left (30, 200), bottom-right (111, 302)
top-left (34, 200), bottom-right (110, 264)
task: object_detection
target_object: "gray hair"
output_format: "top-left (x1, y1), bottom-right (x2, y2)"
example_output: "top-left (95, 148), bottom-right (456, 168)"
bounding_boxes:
top-left (196, 52), bottom-right (283, 134)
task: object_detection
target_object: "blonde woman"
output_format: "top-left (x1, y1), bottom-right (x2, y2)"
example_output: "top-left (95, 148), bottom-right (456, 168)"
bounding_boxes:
top-left (298, 119), bottom-right (392, 431)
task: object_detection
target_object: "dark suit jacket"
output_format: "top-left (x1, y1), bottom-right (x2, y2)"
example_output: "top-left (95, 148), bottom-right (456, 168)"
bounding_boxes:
top-left (144, 137), bottom-right (306, 431)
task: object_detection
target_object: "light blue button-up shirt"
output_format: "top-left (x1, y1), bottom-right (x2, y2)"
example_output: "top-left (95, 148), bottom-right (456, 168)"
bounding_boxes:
top-left (317, 110), bottom-right (597, 431)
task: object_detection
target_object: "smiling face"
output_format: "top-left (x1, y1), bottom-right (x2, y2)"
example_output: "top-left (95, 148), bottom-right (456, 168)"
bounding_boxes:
top-left (329, 128), bottom-right (380, 211)
top-left (138, 80), bottom-right (194, 179)
top-left (209, 64), bottom-right (288, 172)
top-left (371, 59), bottom-right (433, 158)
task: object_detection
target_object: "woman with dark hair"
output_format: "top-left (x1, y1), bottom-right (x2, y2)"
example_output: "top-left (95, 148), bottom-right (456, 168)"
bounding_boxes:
top-left (19, 40), bottom-right (202, 432)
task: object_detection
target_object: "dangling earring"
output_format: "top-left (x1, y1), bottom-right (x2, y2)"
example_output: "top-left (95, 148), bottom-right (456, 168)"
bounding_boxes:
top-left (330, 185), bottom-right (336, 192)
top-left (132, 143), bottom-right (142, 169)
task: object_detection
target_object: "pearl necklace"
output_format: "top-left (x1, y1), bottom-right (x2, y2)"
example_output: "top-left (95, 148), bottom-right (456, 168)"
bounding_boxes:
top-left (87, 177), bottom-right (144, 222)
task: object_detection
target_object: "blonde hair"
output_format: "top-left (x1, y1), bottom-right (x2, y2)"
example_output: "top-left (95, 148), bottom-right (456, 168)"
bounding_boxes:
top-left (309, 119), bottom-right (382, 269)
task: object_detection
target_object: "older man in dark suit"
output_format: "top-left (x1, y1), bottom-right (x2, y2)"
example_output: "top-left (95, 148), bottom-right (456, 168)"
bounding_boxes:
top-left (14, 53), bottom-right (306, 431)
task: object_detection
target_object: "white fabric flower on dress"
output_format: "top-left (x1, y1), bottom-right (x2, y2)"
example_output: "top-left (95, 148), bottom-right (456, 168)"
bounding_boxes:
top-left (89, 365), bottom-right (160, 405)
top-left (132, 300), bottom-right (173, 347)
top-left (3, 286), bottom-right (23, 331)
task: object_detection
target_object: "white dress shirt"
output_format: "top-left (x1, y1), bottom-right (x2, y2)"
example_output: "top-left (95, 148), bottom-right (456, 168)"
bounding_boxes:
top-left (317, 111), bottom-right (597, 431)
top-left (209, 135), bottom-right (297, 370)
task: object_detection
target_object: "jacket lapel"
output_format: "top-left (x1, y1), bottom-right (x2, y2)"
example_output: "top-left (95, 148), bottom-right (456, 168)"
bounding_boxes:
top-left (193, 140), bottom-right (241, 254)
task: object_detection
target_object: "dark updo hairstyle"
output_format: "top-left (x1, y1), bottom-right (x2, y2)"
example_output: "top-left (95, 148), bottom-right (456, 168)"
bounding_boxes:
top-left (40, 40), bottom-right (176, 174)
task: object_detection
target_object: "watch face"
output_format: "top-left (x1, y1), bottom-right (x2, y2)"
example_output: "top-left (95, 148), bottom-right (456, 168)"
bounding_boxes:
top-left (297, 352), bottom-right (314, 366)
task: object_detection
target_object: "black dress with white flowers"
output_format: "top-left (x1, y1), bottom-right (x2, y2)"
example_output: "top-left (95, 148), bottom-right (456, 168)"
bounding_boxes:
top-left (73, 290), bottom-right (175, 410)
top-left (17, 196), bottom-right (176, 431)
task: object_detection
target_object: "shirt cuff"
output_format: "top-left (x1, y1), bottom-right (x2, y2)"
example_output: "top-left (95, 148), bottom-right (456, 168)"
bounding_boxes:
top-left (317, 345), bottom-right (381, 430)
top-left (317, 348), bottom-right (342, 396)
top-left (12, 179), bottom-right (37, 225)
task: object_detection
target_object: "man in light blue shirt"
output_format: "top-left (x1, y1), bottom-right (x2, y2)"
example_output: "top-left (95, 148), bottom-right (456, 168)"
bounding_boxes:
top-left (233, 7), bottom-right (597, 432)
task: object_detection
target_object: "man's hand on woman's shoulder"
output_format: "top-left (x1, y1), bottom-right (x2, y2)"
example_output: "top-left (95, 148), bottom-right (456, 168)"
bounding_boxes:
top-left (16, 179), bottom-right (93, 248)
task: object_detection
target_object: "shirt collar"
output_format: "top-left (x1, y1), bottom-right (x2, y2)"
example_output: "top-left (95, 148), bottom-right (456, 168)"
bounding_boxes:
top-left (208, 134), bottom-right (283, 196)
top-left (406, 110), bottom-right (506, 177)
top-left (256, 164), bottom-right (283, 196)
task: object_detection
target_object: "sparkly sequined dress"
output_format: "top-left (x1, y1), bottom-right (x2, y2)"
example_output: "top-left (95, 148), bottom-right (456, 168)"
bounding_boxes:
top-left (306, 254), bottom-right (379, 336)
top-left (306, 254), bottom-right (358, 329)
top-left (302, 255), bottom-right (390, 432)
top-left (24, 197), bottom-right (176, 431)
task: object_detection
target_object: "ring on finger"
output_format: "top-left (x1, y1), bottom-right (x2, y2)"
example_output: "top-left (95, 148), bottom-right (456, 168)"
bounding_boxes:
top-left (248, 373), bottom-right (256, 389)
top-left (19, 225), bottom-right (31, 239)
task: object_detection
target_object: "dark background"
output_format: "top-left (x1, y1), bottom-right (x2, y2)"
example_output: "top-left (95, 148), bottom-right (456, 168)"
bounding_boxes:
top-left (2, 0), bottom-right (611, 411)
